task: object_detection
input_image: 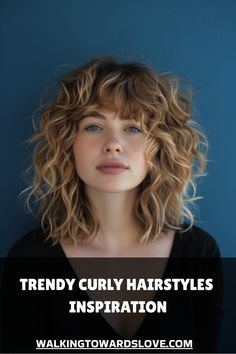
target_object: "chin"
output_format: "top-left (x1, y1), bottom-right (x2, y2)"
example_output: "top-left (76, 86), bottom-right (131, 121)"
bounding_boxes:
top-left (91, 183), bottom-right (139, 194)
top-left (95, 187), bottom-right (134, 193)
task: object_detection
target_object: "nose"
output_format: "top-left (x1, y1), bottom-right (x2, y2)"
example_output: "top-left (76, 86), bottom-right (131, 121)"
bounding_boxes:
top-left (102, 133), bottom-right (123, 154)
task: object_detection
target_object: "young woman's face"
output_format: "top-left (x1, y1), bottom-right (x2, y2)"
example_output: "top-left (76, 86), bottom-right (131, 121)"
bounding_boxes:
top-left (72, 109), bottom-right (148, 193)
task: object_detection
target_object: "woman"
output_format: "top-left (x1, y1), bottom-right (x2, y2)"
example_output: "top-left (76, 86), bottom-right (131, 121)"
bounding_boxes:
top-left (2, 57), bottom-right (223, 352)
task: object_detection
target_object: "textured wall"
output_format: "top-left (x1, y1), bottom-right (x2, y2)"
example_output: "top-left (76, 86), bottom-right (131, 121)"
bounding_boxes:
top-left (1, 0), bottom-right (235, 256)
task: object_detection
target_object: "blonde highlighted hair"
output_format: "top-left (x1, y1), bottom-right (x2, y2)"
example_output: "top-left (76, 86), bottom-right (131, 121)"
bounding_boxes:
top-left (23, 56), bottom-right (208, 244)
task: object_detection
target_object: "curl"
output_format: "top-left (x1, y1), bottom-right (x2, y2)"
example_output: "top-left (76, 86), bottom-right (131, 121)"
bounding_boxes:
top-left (21, 56), bottom-right (208, 243)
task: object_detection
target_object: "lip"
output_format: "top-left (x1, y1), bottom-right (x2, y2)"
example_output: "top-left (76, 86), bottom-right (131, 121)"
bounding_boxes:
top-left (96, 160), bottom-right (129, 175)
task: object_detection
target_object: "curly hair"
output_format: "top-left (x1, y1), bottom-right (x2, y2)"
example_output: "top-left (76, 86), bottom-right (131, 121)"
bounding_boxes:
top-left (23, 56), bottom-right (208, 244)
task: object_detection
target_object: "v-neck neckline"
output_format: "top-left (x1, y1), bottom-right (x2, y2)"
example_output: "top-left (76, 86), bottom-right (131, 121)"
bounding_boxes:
top-left (51, 229), bottom-right (181, 339)
top-left (56, 228), bottom-right (180, 259)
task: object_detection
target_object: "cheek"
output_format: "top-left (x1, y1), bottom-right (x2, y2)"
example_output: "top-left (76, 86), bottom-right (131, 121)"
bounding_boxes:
top-left (131, 142), bottom-right (146, 159)
top-left (73, 134), bottom-right (100, 155)
top-left (72, 140), bottom-right (89, 168)
top-left (73, 142), bottom-right (84, 155)
top-left (131, 145), bottom-right (148, 175)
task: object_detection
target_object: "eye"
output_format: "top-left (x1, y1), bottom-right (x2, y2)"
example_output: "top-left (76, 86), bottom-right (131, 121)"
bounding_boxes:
top-left (84, 125), bottom-right (103, 132)
top-left (126, 126), bottom-right (143, 134)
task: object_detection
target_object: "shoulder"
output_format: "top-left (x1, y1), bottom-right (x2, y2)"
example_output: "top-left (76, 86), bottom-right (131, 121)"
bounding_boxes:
top-left (7, 227), bottom-right (62, 257)
top-left (173, 224), bottom-right (221, 257)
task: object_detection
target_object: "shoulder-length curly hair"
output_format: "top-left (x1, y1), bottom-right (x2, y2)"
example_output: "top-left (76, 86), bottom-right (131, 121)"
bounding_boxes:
top-left (23, 56), bottom-right (208, 244)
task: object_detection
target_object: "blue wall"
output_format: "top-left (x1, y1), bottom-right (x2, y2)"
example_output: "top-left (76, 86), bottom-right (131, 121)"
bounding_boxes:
top-left (1, 0), bottom-right (236, 256)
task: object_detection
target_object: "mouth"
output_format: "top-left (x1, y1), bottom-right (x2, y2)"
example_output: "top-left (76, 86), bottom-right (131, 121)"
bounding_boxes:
top-left (96, 161), bottom-right (129, 175)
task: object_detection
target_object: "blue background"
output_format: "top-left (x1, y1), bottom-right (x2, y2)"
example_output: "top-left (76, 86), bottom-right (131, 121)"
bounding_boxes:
top-left (1, 0), bottom-right (235, 256)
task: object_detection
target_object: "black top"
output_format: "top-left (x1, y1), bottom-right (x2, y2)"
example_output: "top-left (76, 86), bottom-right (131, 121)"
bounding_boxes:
top-left (1, 225), bottom-right (223, 353)
top-left (6, 224), bottom-right (221, 258)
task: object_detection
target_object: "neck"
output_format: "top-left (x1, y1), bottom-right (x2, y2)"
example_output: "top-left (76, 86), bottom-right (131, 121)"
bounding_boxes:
top-left (85, 186), bottom-right (141, 252)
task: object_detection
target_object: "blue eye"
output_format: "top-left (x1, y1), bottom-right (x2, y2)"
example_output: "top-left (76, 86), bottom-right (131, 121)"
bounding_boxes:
top-left (85, 125), bottom-right (102, 132)
top-left (126, 126), bottom-right (142, 134)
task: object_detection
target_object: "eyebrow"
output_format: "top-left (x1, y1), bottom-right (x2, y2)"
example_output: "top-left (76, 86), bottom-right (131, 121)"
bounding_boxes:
top-left (80, 112), bottom-right (108, 121)
top-left (80, 112), bottom-right (141, 123)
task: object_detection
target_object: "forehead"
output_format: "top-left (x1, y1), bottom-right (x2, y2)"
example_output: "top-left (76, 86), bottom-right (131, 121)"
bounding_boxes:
top-left (80, 107), bottom-right (144, 123)
top-left (78, 109), bottom-right (149, 135)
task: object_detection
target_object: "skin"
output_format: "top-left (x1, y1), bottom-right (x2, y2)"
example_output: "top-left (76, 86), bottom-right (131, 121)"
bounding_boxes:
top-left (61, 109), bottom-right (175, 337)
top-left (61, 109), bottom-right (175, 257)
top-left (72, 109), bottom-right (148, 194)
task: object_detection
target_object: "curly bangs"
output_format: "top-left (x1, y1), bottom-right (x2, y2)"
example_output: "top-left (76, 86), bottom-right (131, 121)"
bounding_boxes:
top-left (23, 56), bottom-right (208, 244)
